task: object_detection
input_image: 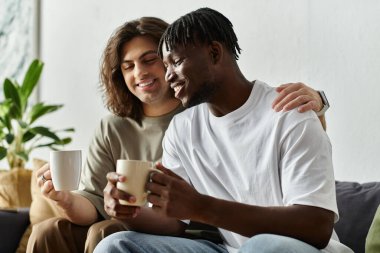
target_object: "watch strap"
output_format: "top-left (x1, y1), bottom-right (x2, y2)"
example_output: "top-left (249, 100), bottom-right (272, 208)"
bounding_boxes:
top-left (316, 90), bottom-right (329, 116)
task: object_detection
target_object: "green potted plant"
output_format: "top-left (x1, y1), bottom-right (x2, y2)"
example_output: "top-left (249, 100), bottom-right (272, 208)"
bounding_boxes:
top-left (0, 59), bottom-right (74, 208)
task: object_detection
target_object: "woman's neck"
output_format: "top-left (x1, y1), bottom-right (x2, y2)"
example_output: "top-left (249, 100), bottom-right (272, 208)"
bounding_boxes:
top-left (143, 98), bottom-right (181, 117)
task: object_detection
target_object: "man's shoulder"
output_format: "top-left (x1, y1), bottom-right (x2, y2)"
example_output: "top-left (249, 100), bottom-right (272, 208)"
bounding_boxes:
top-left (278, 106), bottom-right (317, 125)
top-left (254, 80), bottom-right (279, 103)
top-left (273, 108), bottom-right (322, 140)
top-left (254, 80), bottom-right (319, 128)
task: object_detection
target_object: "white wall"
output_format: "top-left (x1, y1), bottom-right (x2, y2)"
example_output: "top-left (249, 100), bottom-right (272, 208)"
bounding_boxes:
top-left (35, 0), bottom-right (380, 182)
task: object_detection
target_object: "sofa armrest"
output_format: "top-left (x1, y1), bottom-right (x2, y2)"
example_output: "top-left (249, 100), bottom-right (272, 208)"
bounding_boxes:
top-left (0, 208), bottom-right (30, 253)
top-left (335, 181), bottom-right (380, 253)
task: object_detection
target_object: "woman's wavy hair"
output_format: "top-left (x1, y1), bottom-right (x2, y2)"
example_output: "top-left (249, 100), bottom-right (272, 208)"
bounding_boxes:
top-left (100, 17), bottom-right (168, 123)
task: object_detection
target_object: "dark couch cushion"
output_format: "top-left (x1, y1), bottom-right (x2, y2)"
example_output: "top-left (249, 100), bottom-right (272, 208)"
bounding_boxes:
top-left (335, 181), bottom-right (380, 253)
top-left (0, 208), bottom-right (30, 253)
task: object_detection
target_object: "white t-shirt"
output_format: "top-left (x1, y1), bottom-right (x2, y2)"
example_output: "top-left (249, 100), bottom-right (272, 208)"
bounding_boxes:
top-left (162, 80), bottom-right (352, 253)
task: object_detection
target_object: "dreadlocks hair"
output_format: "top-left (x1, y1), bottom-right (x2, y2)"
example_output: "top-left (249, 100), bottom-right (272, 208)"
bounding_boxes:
top-left (158, 7), bottom-right (242, 60)
top-left (100, 17), bottom-right (168, 124)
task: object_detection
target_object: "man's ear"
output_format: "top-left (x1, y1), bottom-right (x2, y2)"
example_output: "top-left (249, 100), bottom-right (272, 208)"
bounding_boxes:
top-left (209, 41), bottom-right (223, 64)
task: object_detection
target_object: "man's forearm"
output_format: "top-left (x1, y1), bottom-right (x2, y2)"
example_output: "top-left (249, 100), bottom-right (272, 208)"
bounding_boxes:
top-left (119, 207), bottom-right (187, 236)
top-left (55, 192), bottom-right (99, 225)
top-left (194, 195), bottom-right (334, 249)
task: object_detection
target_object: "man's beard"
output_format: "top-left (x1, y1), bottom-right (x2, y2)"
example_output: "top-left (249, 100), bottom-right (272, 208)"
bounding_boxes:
top-left (185, 81), bottom-right (217, 108)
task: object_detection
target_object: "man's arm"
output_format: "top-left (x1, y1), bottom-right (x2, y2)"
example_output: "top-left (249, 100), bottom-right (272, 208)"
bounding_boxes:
top-left (37, 164), bottom-right (99, 225)
top-left (148, 164), bottom-right (334, 249)
top-left (197, 197), bottom-right (334, 249)
top-left (272, 82), bottom-right (327, 130)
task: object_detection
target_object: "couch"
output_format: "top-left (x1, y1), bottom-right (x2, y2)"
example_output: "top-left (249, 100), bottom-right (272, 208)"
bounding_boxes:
top-left (0, 208), bottom-right (30, 253)
top-left (1, 181), bottom-right (379, 253)
top-left (335, 181), bottom-right (380, 253)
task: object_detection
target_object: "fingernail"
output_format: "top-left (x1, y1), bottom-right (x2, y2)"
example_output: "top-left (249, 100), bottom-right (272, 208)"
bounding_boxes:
top-left (134, 207), bottom-right (141, 217)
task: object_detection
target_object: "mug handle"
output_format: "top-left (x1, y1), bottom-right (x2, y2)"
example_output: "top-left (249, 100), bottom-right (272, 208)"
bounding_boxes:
top-left (148, 167), bottom-right (163, 181)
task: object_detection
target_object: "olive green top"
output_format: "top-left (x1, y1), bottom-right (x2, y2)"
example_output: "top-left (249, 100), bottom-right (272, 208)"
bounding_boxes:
top-left (366, 205), bottom-right (380, 253)
top-left (74, 105), bottom-right (184, 219)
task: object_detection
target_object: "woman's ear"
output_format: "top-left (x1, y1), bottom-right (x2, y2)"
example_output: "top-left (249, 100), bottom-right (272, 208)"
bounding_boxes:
top-left (209, 41), bottom-right (223, 64)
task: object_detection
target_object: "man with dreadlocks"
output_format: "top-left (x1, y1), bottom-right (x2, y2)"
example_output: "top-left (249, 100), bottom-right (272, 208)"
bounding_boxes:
top-left (95, 8), bottom-right (352, 253)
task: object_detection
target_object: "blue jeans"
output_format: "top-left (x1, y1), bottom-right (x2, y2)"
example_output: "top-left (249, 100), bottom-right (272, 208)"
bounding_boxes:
top-left (94, 231), bottom-right (227, 253)
top-left (94, 232), bottom-right (321, 253)
top-left (239, 234), bottom-right (321, 253)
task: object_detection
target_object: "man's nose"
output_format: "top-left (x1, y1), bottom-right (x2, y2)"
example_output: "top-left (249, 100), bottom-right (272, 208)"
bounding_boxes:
top-left (165, 66), bottom-right (176, 83)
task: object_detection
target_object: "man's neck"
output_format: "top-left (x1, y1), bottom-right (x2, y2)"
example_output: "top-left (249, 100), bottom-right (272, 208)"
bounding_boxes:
top-left (208, 72), bottom-right (253, 117)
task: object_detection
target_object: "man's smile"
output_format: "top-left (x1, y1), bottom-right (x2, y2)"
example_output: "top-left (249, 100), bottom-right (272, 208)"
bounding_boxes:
top-left (171, 82), bottom-right (185, 98)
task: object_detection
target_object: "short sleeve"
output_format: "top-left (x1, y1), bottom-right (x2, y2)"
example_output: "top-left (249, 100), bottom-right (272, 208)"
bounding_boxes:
top-left (280, 117), bottom-right (339, 222)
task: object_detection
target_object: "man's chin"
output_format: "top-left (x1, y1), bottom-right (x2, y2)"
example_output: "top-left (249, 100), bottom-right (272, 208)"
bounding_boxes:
top-left (184, 97), bottom-right (204, 109)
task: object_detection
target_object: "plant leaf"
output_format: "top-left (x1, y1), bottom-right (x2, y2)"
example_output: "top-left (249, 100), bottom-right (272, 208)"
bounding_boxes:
top-left (35, 137), bottom-right (72, 148)
top-left (2, 115), bottom-right (11, 131)
top-left (34, 142), bottom-right (55, 148)
top-left (50, 146), bottom-right (60, 151)
top-left (17, 120), bottom-right (28, 128)
top-left (20, 59), bottom-right (44, 104)
top-left (28, 103), bottom-right (63, 124)
top-left (22, 130), bottom-right (36, 143)
top-left (35, 142), bottom-right (61, 151)
top-left (16, 151), bottom-right (28, 161)
top-left (0, 99), bottom-right (12, 117)
top-left (56, 137), bottom-right (72, 145)
top-left (5, 133), bottom-right (14, 144)
top-left (60, 128), bottom-right (75, 132)
top-left (0, 146), bottom-right (7, 160)
top-left (30, 126), bottom-right (60, 141)
top-left (3, 78), bottom-right (22, 118)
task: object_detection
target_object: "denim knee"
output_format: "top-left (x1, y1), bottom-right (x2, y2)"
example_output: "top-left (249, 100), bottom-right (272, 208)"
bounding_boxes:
top-left (239, 234), bottom-right (320, 253)
top-left (94, 231), bottom-right (124, 253)
top-left (239, 234), bottom-right (283, 253)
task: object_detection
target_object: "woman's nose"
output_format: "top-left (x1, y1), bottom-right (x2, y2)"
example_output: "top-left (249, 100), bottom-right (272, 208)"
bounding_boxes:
top-left (134, 63), bottom-right (148, 79)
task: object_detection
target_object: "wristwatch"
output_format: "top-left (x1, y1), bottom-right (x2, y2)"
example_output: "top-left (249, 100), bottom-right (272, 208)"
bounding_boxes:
top-left (316, 90), bottom-right (330, 116)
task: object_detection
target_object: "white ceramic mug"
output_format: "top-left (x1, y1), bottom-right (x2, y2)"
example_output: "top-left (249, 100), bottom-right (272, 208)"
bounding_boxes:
top-left (116, 159), bottom-right (161, 206)
top-left (50, 150), bottom-right (82, 191)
